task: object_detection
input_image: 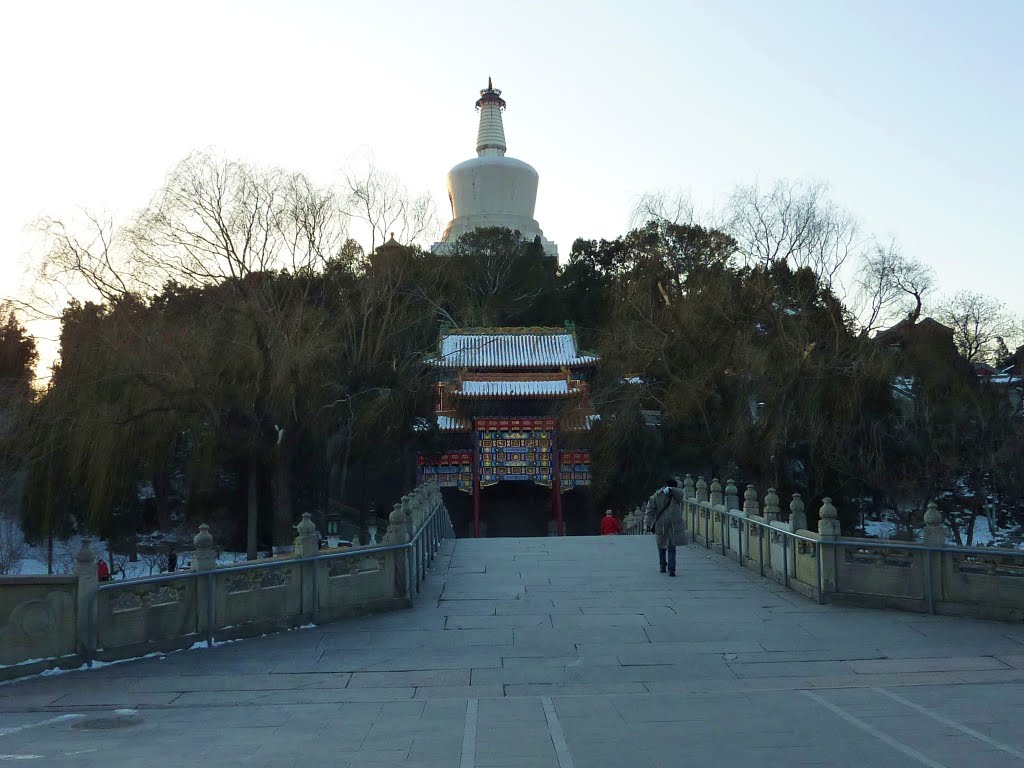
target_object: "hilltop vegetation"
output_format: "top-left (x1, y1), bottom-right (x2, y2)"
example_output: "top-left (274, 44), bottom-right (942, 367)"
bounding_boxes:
top-left (1, 154), bottom-right (1021, 555)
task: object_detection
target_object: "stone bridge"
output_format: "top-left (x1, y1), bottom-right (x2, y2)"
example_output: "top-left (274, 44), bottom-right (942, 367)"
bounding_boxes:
top-left (2, 534), bottom-right (1024, 768)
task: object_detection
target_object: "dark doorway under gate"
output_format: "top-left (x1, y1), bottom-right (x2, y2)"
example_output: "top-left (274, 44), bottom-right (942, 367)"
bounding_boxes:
top-left (479, 482), bottom-right (553, 538)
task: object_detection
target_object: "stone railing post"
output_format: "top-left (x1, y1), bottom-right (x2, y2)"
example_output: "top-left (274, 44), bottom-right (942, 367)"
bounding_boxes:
top-left (401, 495), bottom-right (415, 541)
top-left (695, 477), bottom-right (709, 504)
top-left (192, 524), bottom-right (216, 571)
top-left (296, 513), bottom-right (319, 557)
top-left (74, 538), bottom-right (97, 661)
top-left (725, 479), bottom-right (739, 512)
top-left (922, 501), bottom-right (944, 610)
top-left (743, 485), bottom-right (760, 517)
top-left (193, 524), bottom-right (217, 645)
top-left (709, 478), bottom-right (723, 507)
top-left (295, 513), bottom-right (318, 621)
top-left (386, 502), bottom-right (410, 599)
top-left (817, 497), bottom-right (840, 593)
top-left (817, 498), bottom-right (840, 538)
top-left (789, 493), bottom-right (807, 531)
top-left (743, 485), bottom-right (760, 565)
top-left (385, 503), bottom-right (409, 546)
top-left (683, 475), bottom-right (695, 500)
top-left (922, 502), bottom-right (945, 547)
top-left (764, 488), bottom-right (781, 522)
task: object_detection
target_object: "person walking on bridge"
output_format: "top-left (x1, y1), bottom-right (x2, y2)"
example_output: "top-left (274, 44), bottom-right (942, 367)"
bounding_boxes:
top-left (600, 510), bottom-right (623, 535)
top-left (644, 478), bottom-right (685, 577)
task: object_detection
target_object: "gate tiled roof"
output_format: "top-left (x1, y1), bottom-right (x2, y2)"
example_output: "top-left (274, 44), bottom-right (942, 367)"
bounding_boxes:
top-left (429, 328), bottom-right (598, 370)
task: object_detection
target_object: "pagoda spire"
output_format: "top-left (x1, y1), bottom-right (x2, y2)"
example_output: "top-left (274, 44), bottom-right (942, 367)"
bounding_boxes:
top-left (475, 77), bottom-right (507, 157)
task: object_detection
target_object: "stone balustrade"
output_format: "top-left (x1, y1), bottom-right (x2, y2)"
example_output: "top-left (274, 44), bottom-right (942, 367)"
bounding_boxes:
top-left (634, 476), bottom-right (1024, 622)
top-left (0, 483), bottom-right (451, 681)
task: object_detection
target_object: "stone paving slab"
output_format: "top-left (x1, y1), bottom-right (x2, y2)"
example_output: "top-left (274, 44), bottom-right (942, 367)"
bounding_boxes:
top-left (2, 535), bottom-right (1024, 767)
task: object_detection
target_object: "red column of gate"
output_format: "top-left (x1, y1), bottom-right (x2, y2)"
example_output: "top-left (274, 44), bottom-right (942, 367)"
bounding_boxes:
top-left (552, 421), bottom-right (564, 536)
top-left (472, 420), bottom-right (481, 538)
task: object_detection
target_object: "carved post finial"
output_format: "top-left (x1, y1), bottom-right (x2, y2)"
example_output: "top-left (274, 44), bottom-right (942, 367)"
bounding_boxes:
top-left (789, 493), bottom-right (807, 531)
top-left (695, 477), bottom-right (709, 503)
top-left (817, 497), bottom-right (840, 538)
top-left (296, 512), bottom-right (319, 557)
top-left (922, 501), bottom-right (945, 547)
top-left (683, 475), bottom-right (696, 500)
top-left (296, 512), bottom-right (316, 536)
top-left (193, 524), bottom-right (216, 571)
top-left (386, 503), bottom-right (409, 545)
top-left (75, 538), bottom-right (96, 568)
top-left (709, 478), bottom-right (723, 507)
top-left (724, 480), bottom-right (739, 513)
top-left (764, 488), bottom-right (781, 522)
top-left (743, 485), bottom-right (760, 517)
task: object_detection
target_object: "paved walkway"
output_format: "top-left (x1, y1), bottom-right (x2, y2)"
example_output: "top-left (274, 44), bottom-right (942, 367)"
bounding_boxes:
top-left (3, 536), bottom-right (1024, 767)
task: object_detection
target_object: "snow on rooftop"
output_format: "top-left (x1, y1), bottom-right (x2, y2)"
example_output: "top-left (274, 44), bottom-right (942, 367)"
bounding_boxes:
top-left (456, 379), bottom-right (574, 398)
top-left (430, 331), bottom-right (598, 369)
top-left (436, 414), bottom-right (471, 432)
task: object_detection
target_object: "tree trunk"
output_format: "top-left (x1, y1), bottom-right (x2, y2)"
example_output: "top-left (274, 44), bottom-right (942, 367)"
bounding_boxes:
top-left (400, 440), bottom-right (413, 494)
top-left (272, 445), bottom-right (293, 547)
top-left (153, 469), bottom-right (171, 530)
top-left (246, 455), bottom-right (258, 560)
top-left (338, 435), bottom-right (353, 504)
top-left (965, 510), bottom-right (979, 547)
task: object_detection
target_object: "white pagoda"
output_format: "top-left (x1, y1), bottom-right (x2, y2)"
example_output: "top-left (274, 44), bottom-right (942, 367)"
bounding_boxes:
top-left (432, 79), bottom-right (557, 257)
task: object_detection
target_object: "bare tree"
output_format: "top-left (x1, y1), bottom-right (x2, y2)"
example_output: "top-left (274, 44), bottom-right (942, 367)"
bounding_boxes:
top-left (856, 240), bottom-right (935, 332)
top-left (34, 212), bottom-right (132, 308)
top-left (131, 153), bottom-right (330, 286)
top-left (140, 550), bottom-right (166, 576)
top-left (934, 290), bottom-right (1020, 364)
top-left (727, 180), bottom-right (862, 291)
top-left (344, 159), bottom-right (438, 253)
top-left (28, 152), bottom-right (352, 556)
top-left (629, 189), bottom-right (695, 229)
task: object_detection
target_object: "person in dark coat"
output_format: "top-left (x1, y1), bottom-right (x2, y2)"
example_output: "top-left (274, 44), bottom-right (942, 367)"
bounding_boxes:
top-left (643, 478), bottom-right (685, 577)
top-left (167, 549), bottom-right (178, 572)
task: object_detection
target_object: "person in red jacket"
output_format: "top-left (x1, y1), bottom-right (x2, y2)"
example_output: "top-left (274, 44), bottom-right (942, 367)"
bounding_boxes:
top-left (96, 559), bottom-right (111, 581)
top-left (600, 510), bottom-right (623, 535)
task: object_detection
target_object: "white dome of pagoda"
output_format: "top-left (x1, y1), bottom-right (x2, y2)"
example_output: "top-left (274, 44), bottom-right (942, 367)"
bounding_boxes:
top-left (433, 80), bottom-right (557, 257)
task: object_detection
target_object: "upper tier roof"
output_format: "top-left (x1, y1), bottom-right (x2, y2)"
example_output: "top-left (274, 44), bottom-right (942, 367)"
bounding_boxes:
top-left (429, 328), bottom-right (598, 370)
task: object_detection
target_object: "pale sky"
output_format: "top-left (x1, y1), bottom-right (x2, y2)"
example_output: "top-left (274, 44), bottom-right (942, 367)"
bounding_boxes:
top-left (2, 0), bottom-right (1022, 351)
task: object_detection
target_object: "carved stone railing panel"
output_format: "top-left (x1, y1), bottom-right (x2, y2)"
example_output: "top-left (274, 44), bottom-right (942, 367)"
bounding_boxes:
top-left (108, 583), bottom-right (187, 613)
top-left (224, 569), bottom-right (288, 594)
top-left (215, 564), bottom-right (300, 629)
top-left (328, 554), bottom-right (385, 578)
top-left (0, 579), bottom-right (77, 667)
top-left (952, 553), bottom-right (1024, 577)
top-left (843, 547), bottom-right (914, 568)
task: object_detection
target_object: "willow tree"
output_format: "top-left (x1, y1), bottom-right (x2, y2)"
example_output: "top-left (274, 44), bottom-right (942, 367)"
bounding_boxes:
top-left (29, 153), bottom-right (351, 556)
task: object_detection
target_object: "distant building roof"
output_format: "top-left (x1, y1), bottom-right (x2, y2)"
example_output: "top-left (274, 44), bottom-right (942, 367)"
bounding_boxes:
top-left (453, 375), bottom-right (580, 399)
top-left (435, 413), bottom-right (471, 432)
top-left (874, 316), bottom-right (954, 347)
top-left (428, 328), bottom-right (598, 370)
